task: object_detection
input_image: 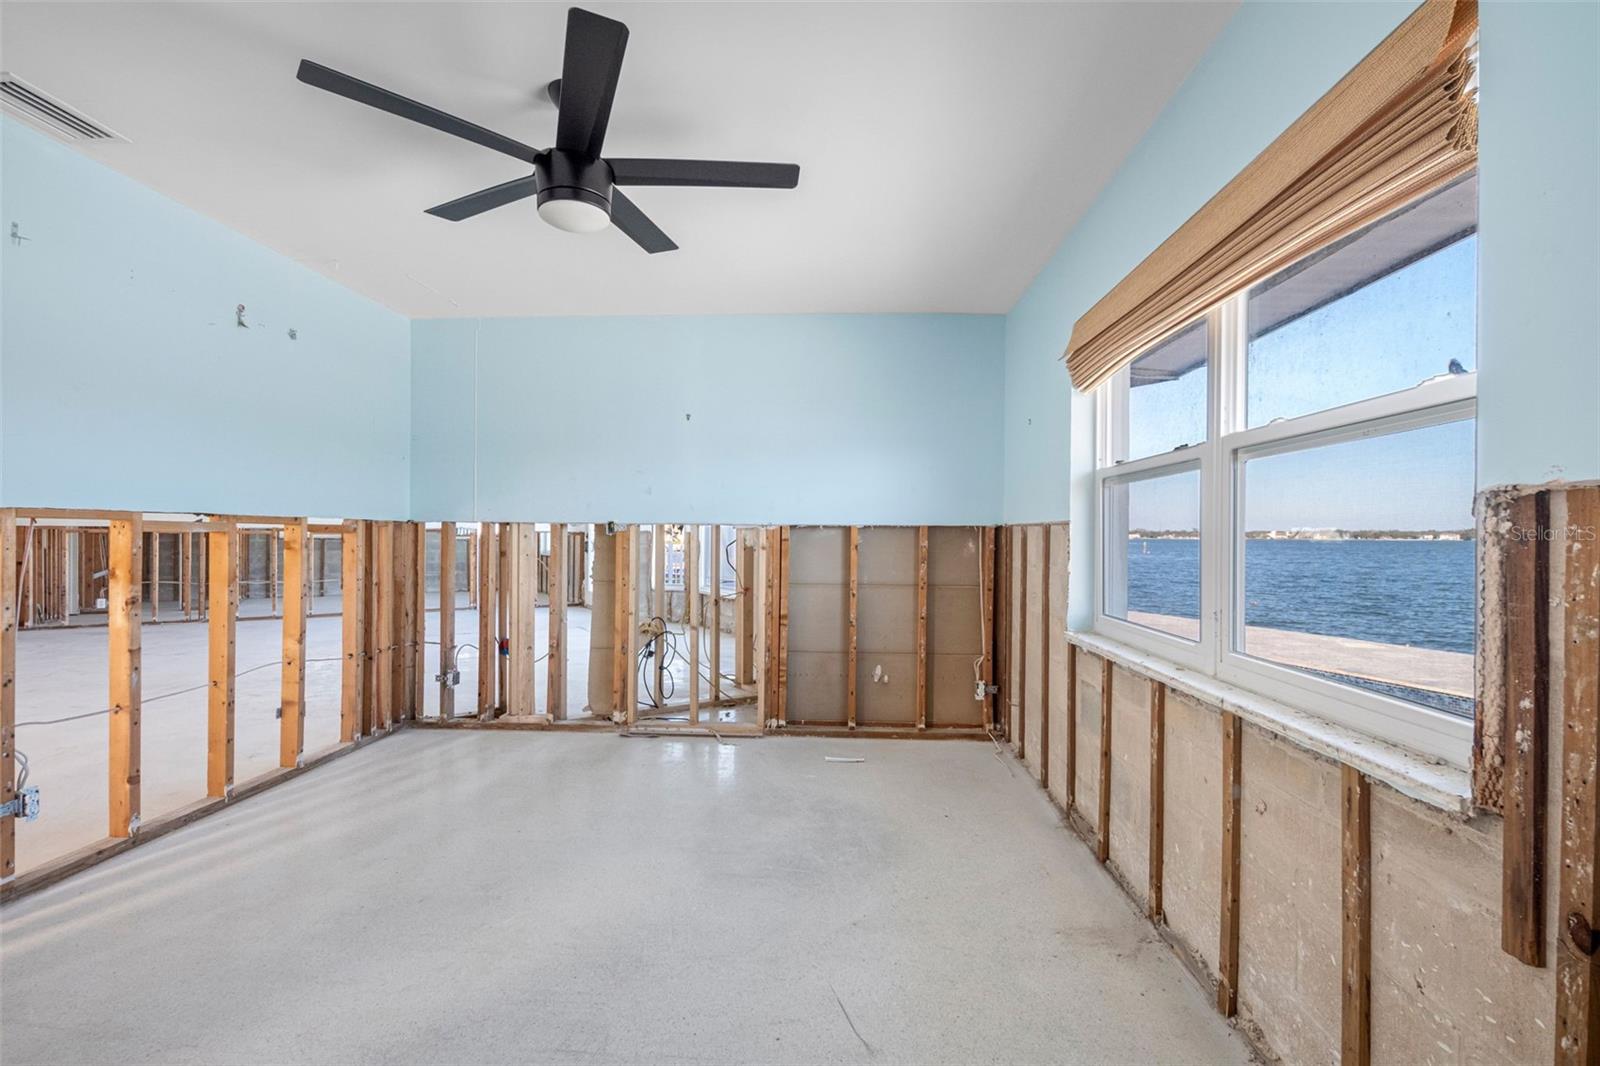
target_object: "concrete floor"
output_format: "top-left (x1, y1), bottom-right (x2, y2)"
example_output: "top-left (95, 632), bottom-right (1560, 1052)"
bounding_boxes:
top-left (10, 606), bottom-right (748, 875)
top-left (0, 731), bottom-right (1252, 1065)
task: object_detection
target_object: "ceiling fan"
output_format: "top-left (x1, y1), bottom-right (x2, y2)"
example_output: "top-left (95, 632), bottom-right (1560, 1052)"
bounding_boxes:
top-left (296, 6), bottom-right (800, 253)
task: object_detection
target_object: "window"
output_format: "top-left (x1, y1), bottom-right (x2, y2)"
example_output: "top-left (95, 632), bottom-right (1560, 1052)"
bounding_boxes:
top-left (1094, 175), bottom-right (1478, 762)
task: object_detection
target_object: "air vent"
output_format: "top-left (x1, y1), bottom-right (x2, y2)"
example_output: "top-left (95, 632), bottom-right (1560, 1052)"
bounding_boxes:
top-left (0, 73), bottom-right (125, 143)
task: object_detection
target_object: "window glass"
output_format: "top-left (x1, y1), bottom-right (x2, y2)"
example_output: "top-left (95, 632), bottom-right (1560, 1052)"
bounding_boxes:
top-left (1239, 418), bottom-right (1476, 716)
top-left (1127, 320), bottom-right (1208, 461)
top-left (1247, 174), bottom-right (1478, 427)
top-left (1103, 467), bottom-right (1200, 641)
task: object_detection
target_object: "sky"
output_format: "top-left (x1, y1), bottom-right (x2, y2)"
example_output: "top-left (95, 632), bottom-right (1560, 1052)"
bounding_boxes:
top-left (1122, 234), bottom-right (1477, 532)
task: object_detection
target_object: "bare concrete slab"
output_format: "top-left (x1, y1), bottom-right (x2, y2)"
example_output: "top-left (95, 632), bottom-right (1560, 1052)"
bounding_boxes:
top-left (0, 732), bottom-right (1253, 1065)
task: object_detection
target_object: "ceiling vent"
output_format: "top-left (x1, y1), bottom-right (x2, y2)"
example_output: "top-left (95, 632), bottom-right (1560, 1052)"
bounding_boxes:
top-left (0, 73), bottom-right (125, 143)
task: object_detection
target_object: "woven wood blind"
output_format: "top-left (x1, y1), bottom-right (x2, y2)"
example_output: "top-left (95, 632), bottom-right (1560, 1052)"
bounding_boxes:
top-left (1065, 0), bottom-right (1479, 391)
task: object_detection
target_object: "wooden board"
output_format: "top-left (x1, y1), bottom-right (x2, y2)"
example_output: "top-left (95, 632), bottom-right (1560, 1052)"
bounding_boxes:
top-left (709, 524), bottom-right (721, 704)
top-left (108, 517), bottom-right (143, 837)
top-left (1219, 711), bottom-right (1243, 1017)
top-left (280, 520), bottom-right (308, 768)
top-left (687, 525), bottom-right (700, 725)
top-left (1065, 644), bottom-right (1078, 810)
top-left (778, 526), bottom-right (790, 727)
top-left (1556, 485), bottom-right (1600, 1062)
top-left (1341, 763), bottom-right (1372, 1066)
top-left (374, 523), bottom-right (394, 730)
top-left (479, 522), bottom-right (499, 717)
top-left (0, 510), bottom-right (14, 878)
top-left (1016, 526), bottom-right (1027, 754)
top-left (916, 526), bottom-right (928, 731)
top-left (438, 522), bottom-right (456, 720)
top-left (612, 526), bottom-right (630, 717)
top-left (848, 526), bottom-right (859, 729)
top-left (1503, 491), bottom-right (1549, 966)
top-left (981, 526), bottom-right (995, 732)
top-left (1097, 656), bottom-right (1112, 863)
top-left (340, 520), bottom-right (366, 743)
top-left (207, 524), bottom-right (236, 797)
top-left (512, 524), bottom-right (536, 718)
top-left (497, 524), bottom-right (510, 715)
top-left (1149, 679), bottom-right (1165, 922)
top-left (1039, 525), bottom-right (1051, 789)
top-left (547, 522), bottom-right (566, 720)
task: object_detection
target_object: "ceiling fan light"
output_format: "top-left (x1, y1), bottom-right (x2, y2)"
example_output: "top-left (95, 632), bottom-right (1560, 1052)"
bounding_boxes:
top-left (538, 197), bottom-right (611, 234)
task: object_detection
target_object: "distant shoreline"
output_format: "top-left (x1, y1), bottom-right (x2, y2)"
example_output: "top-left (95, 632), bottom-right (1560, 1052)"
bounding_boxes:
top-left (1128, 531), bottom-right (1474, 541)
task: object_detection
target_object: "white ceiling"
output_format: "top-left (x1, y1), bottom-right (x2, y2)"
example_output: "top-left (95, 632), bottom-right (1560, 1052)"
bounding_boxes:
top-left (0, 2), bottom-right (1236, 318)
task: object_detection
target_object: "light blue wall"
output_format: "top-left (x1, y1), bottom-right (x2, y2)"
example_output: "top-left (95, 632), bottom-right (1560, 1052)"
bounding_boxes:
top-left (0, 118), bottom-right (412, 517)
top-left (1477, 0), bottom-right (1600, 488)
top-left (1002, 0), bottom-right (1600, 624)
top-left (411, 313), bottom-right (1004, 524)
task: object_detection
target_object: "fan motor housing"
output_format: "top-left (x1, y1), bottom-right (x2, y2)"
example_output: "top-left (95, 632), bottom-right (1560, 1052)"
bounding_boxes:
top-left (535, 149), bottom-right (613, 215)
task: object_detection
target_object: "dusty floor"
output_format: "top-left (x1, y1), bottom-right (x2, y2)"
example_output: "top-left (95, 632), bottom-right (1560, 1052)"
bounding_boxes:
top-left (0, 731), bottom-right (1252, 1065)
top-left (10, 606), bottom-right (743, 874)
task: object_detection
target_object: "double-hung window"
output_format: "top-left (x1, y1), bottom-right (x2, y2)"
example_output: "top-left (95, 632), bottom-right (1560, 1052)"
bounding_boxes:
top-left (1094, 174), bottom-right (1478, 763)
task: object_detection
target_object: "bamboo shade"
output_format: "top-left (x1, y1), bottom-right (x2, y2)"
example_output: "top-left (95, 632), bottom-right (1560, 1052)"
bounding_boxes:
top-left (1066, 0), bottom-right (1478, 391)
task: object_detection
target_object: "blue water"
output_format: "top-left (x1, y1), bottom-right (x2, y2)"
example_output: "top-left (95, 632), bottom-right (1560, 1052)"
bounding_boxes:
top-left (1125, 538), bottom-right (1474, 653)
top-left (1124, 537), bottom-right (1474, 715)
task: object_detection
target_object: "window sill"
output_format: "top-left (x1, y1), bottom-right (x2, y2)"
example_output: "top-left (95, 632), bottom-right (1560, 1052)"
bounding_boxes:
top-left (1068, 629), bottom-right (1472, 816)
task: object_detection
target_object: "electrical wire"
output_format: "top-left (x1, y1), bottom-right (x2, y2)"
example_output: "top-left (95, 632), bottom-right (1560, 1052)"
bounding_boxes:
top-left (15, 655), bottom-right (344, 728)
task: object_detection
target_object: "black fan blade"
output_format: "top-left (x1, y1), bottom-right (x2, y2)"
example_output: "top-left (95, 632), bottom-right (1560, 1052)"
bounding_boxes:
top-left (554, 8), bottom-right (629, 159)
top-left (608, 159), bottom-right (800, 189)
top-left (425, 175), bottom-right (540, 221)
top-left (297, 59), bottom-right (541, 165)
top-left (610, 188), bottom-right (677, 254)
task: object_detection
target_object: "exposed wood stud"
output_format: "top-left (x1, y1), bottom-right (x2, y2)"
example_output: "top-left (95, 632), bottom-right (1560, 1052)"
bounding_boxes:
top-left (150, 530), bottom-right (161, 623)
top-left (361, 524), bottom-right (379, 735)
top-left (374, 523), bottom-right (395, 730)
top-left (1, 509), bottom-right (15, 878)
top-left (757, 529), bottom-right (774, 725)
top-left (340, 520), bottom-right (367, 743)
top-left (439, 522), bottom-right (456, 721)
top-left (624, 525), bottom-right (641, 726)
top-left (1066, 643), bottom-right (1078, 810)
top-left (848, 526), bottom-right (859, 729)
top-left (996, 529), bottom-right (1010, 741)
top-left (412, 523), bottom-right (426, 720)
top-left (396, 521), bottom-right (416, 723)
top-left (496, 524), bottom-right (510, 713)
top-left (1039, 525), bottom-right (1051, 789)
top-left (1149, 680), bottom-right (1165, 922)
top-left (1341, 763), bottom-right (1372, 1066)
top-left (279, 520), bottom-right (308, 769)
top-left (1097, 656), bottom-right (1112, 863)
top-left (1503, 490), bottom-right (1549, 966)
top-left (512, 523), bottom-right (536, 718)
top-left (687, 525), bottom-right (701, 725)
top-left (709, 524), bottom-right (722, 705)
top-left (612, 526), bottom-right (630, 717)
top-left (206, 523), bottom-right (236, 798)
top-left (981, 526), bottom-right (996, 733)
top-left (916, 525), bottom-right (929, 730)
top-left (1016, 526), bottom-right (1027, 754)
top-left (736, 529), bottom-right (755, 686)
top-left (1557, 486), bottom-right (1600, 1062)
top-left (548, 522), bottom-right (567, 720)
top-left (1219, 711), bottom-right (1243, 1017)
top-left (778, 526), bottom-right (791, 728)
top-left (478, 522), bottom-right (499, 718)
top-left (107, 517), bottom-right (144, 838)
top-left (652, 525), bottom-right (666, 705)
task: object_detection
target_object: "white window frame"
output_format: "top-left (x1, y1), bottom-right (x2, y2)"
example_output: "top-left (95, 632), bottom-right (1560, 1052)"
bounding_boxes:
top-left (1093, 273), bottom-right (1478, 766)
